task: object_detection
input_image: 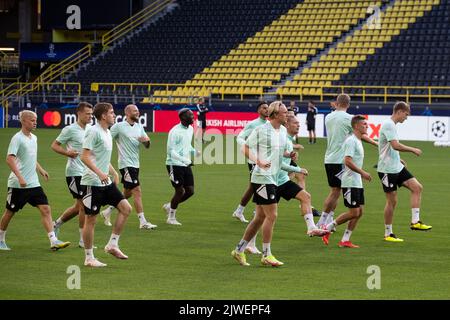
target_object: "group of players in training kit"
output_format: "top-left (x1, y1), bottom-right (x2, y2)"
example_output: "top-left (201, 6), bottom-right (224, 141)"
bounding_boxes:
top-left (0, 94), bottom-right (432, 268)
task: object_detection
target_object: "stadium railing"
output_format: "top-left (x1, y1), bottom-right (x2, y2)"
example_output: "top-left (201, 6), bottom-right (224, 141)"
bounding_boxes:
top-left (91, 82), bottom-right (450, 105)
top-left (1, 0), bottom-right (175, 107)
top-left (101, 0), bottom-right (175, 49)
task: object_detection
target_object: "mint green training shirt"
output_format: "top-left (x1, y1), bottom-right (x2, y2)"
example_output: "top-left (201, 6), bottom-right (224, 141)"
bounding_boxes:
top-left (56, 122), bottom-right (90, 177)
top-left (166, 123), bottom-right (196, 167)
top-left (81, 123), bottom-right (113, 187)
top-left (7, 131), bottom-right (40, 189)
top-left (324, 110), bottom-right (353, 164)
top-left (110, 121), bottom-right (147, 169)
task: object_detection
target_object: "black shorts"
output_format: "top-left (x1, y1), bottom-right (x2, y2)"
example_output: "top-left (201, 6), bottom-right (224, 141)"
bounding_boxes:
top-left (66, 176), bottom-right (84, 199)
top-left (307, 122), bottom-right (315, 131)
top-left (325, 163), bottom-right (344, 188)
top-left (120, 167), bottom-right (140, 189)
top-left (252, 183), bottom-right (278, 205)
top-left (5, 187), bottom-right (49, 213)
top-left (167, 165), bottom-right (194, 188)
top-left (198, 119), bottom-right (207, 129)
top-left (342, 188), bottom-right (365, 208)
top-left (247, 163), bottom-right (256, 179)
top-left (81, 183), bottom-right (125, 215)
top-left (276, 181), bottom-right (302, 202)
top-left (378, 167), bottom-right (414, 193)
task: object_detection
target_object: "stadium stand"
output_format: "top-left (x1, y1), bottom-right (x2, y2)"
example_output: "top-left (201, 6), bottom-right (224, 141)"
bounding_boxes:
top-left (151, 0), bottom-right (385, 103)
top-left (282, 0), bottom-right (441, 97)
top-left (2, 0), bottom-right (449, 105)
top-left (330, 0), bottom-right (449, 98)
top-left (71, 0), bottom-right (302, 96)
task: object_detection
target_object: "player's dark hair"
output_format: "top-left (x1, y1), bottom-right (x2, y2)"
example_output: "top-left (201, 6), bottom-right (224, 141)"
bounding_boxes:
top-left (351, 114), bottom-right (366, 128)
top-left (76, 102), bottom-right (93, 114)
top-left (93, 102), bottom-right (113, 120)
top-left (178, 108), bottom-right (191, 119)
top-left (393, 101), bottom-right (410, 113)
top-left (256, 101), bottom-right (268, 112)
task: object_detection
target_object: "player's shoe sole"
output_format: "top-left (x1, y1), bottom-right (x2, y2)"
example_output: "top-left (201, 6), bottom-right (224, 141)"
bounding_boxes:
top-left (140, 222), bottom-right (158, 230)
top-left (245, 246), bottom-right (262, 255)
top-left (232, 212), bottom-right (249, 223)
top-left (307, 228), bottom-right (329, 237)
top-left (384, 233), bottom-right (404, 242)
top-left (51, 241), bottom-right (71, 251)
top-left (104, 245), bottom-right (128, 259)
top-left (166, 219), bottom-right (182, 225)
top-left (0, 241), bottom-right (11, 251)
top-left (231, 250), bottom-right (250, 266)
top-left (84, 259), bottom-right (107, 267)
top-left (338, 241), bottom-right (360, 248)
top-left (410, 221), bottom-right (432, 231)
top-left (261, 255), bottom-right (284, 267)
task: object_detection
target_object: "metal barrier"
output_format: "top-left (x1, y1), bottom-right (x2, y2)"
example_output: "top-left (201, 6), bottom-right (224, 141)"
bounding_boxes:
top-left (92, 82), bottom-right (450, 104)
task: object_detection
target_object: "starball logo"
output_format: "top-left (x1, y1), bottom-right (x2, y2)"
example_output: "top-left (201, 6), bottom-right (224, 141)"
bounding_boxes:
top-left (43, 111), bottom-right (62, 127)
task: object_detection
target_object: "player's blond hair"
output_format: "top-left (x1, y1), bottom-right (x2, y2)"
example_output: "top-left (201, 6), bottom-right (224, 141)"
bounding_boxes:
top-left (19, 110), bottom-right (37, 122)
top-left (268, 100), bottom-right (285, 119)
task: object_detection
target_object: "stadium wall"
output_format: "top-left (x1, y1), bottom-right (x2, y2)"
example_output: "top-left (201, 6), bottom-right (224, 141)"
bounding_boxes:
top-left (4, 102), bottom-right (448, 142)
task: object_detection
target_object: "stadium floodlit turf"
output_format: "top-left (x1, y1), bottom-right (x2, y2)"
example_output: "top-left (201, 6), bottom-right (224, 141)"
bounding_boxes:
top-left (0, 128), bottom-right (449, 299)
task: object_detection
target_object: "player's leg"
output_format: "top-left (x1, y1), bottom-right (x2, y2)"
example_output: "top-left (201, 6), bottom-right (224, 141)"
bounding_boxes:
top-left (53, 203), bottom-right (79, 233)
top-left (231, 205), bottom-right (265, 266)
top-left (83, 213), bottom-right (106, 267)
top-left (1, 188), bottom-right (30, 250)
top-left (166, 167), bottom-right (194, 226)
top-left (166, 185), bottom-right (185, 225)
top-left (402, 177), bottom-right (431, 230)
top-left (338, 207), bottom-right (362, 248)
top-left (105, 191), bottom-right (132, 260)
top-left (0, 209), bottom-right (15, 250)
top-left (294, 172), bottom-right (306, 189)
top-left (77, 200), bottom-right (92, 248)
top-left (294, 189), bottom-right (326, 236)
top-left (260, 204), bottom-right (284, 266)
top-left (37, 204), bottom-right (70, 250)
top-left (80, 186), bottom-right (106, 267)
top-left (312, 128), bottom-right (316, 143)
top-left (318, 187), bottom-right (340, 227)
top-left (232, 183), bottom-right (252, 223)
top-left (128, 186), bottom-right (157, 230)
top-left (179, 185), bottom-right (194, 203)
top-left (100, 170), bottom-right (132, 226)
top-left (232, 164), bottom-right (255, 223)
top-left (383, 190), bottom-right (403, 242)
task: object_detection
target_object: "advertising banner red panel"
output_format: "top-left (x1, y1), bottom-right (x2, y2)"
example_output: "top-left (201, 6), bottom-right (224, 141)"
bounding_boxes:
top-left (153, 111), bottom-right (258, 134)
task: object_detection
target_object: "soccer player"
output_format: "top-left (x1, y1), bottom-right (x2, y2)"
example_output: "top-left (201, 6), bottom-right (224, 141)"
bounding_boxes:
top-left (317, 94), bottom-right (377, 228)
top-left (80, 102), bottom-right (132, 267)
top-left (321, 115), bottom-right (372, 248)
top-left (231, 101), bottom-right (303, 267)
top-left (377, 101), bottom-right (431, 242)
top-left (277, 115), bottom-right (327, 237)
top-left (162, 108), bottom-right (200, 225)
top-left (0, 110), bottom-right (70, 251)
top-left (51, 102), bottom-right (93, 248)
top-left (100, 104), bottom-right (157, 230)
top-left (231, 101), bottom-right (269, 224)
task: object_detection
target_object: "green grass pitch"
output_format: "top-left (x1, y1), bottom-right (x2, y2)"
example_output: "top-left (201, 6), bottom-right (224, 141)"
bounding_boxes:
top-left (0, 128), bottom-right (449, 299)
